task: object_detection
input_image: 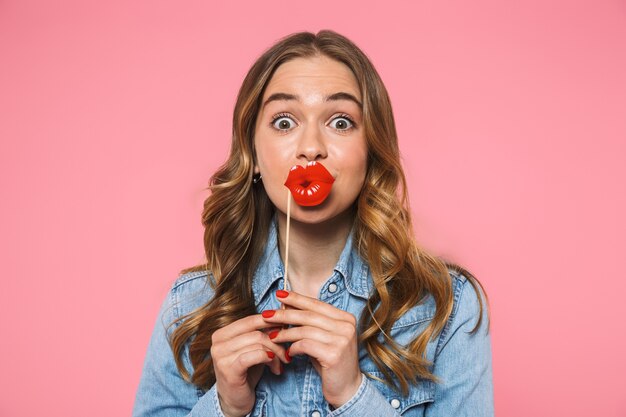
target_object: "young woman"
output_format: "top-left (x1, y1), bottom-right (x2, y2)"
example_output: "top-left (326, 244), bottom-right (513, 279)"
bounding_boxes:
top-left (133, 30), bottom-right (494, 417)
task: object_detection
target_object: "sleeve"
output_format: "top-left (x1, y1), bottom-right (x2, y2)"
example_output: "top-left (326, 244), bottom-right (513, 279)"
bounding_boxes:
top-left (424, 278), bottom-right (494, 417)
top-left (132, 283), bottom-right (236, 417)
top-left (326, 373), bottom-right (403, 416)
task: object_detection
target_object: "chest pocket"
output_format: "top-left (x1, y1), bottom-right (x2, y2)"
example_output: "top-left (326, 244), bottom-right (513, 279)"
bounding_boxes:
top-left (365, 371), bottom-right (435, 415)
top-left (358, 310), bottom-right (435, 371)
top-left (358, 301), bottom-right (436, 414)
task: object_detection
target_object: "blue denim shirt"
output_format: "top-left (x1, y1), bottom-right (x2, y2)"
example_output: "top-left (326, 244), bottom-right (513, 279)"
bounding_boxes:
top-left (133, 218), bottom-right (494, 416)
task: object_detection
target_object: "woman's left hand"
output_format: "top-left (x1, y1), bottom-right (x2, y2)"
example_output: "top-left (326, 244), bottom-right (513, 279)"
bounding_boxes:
top-left (261, 289), bottom-right (363, 409)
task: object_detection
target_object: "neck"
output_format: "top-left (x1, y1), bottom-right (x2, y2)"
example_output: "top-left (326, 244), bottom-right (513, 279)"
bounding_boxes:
top-left (276, 209), bottom-right (354, 298)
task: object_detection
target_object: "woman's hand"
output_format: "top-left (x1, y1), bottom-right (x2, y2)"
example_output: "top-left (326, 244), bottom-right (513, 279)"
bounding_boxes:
top-left (210, 315), bottom-right (289, 417)
top-left (261, 290), bottom-right (363, 409)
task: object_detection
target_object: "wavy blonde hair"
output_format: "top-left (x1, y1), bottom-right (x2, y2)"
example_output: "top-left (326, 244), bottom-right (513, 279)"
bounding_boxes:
top-left (170, 30), bottom-right (490, 395)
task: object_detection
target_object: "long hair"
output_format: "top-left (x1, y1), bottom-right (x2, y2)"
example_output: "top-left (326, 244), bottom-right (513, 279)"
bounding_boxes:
top-left (170, 30), bottom-right (490, 395)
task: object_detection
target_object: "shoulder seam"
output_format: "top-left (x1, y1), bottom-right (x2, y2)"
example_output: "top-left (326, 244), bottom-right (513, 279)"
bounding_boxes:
top-left (447, 268), bottom-right (467, 284)
top-left (450, 272), bottom-right (468, 317)
top-left (168, 270), bottom-right (211, 328)
top-left (172, 270), bottom-right (210, 290)
top-left (434, 273), bottom-right (469, 358)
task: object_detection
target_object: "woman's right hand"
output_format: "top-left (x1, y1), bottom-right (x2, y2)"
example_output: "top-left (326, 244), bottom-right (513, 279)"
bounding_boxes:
top-left (210, 313), bottom-right (289, 417)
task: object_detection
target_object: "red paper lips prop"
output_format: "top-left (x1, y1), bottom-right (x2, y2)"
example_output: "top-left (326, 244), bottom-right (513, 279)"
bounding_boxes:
top-left (284, 161), bottom-right (335, 206)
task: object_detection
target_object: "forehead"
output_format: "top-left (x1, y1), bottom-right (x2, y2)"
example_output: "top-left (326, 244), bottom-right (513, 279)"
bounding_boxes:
top-left (262, 56), bottom-right (361, 104)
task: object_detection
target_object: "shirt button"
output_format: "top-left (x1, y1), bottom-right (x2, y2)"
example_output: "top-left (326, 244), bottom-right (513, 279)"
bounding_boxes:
top-left (390, 398), bottom-right (401, 409)
top-left (328, 283), bottom-right (338, 293)
top-left (311, 411), bottom-right (321, 417)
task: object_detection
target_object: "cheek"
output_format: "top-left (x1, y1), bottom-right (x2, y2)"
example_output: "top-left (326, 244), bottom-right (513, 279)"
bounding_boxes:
top-left (353, 149), bottom-right (369, 196)
top-left (255, 142), bottom-right (289, 206)
top-left (255, 147), bottom-right (273, 174)
top-left (350, 161), bottom-right (368, 194)
top-left (256, 138), bottom-right (285, 175)
top-left (339, 141), bottom-right (368, 177)
top-left (337, 150), bottom-right (368, 199)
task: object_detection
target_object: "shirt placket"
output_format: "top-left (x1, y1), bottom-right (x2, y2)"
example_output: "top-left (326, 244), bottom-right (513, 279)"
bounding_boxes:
top-left (301, 274), bottom-right (347, 417)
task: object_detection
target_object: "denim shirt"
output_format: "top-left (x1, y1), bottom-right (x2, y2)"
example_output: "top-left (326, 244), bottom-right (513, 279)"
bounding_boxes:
top-left (133, 218), bottom-right (494, 416)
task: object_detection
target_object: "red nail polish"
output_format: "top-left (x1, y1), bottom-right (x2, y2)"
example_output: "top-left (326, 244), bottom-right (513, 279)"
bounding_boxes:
top-left (262, 310), bottom-right (276, 318)
top-left (276, 290), bottom-right (289, 298)
top-left (269, 330), bottom-right (279, 339)
top-left (285, 347), bottom-right (292, 362)
top-left (266, 351), bottom-right (275, 359)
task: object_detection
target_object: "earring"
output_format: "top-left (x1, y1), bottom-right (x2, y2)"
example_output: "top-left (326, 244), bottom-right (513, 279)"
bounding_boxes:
top-left (253, 173), bottom-right (262, 184)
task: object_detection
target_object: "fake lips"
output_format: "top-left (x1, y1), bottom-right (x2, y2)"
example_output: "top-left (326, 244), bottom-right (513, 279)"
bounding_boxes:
top-left (284, 161), bottom-right (335, 206)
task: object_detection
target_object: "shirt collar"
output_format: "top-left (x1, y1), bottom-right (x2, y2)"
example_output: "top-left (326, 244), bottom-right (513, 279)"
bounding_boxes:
top-left (252, 213), bottom-right (371, 305)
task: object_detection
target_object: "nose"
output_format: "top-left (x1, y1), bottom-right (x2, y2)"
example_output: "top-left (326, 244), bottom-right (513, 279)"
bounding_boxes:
top-left (296, 123), bottom-right (327, 162)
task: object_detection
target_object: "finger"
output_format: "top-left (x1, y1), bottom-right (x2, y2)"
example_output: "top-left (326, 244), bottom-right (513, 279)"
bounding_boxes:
top-left (276, 290), bottom-right (356, 323)
top-left (268, 325), bottom-right (336, 345)
top-left (220, 345), bottom-right (276, 377)
top-left (214, 335), bottom-right (289, 365)
top-left (286, 339), bottom-right (345, 367)
top-left (213, 330), bottom-right (281, 357)
top-left (262, 308), bottom-right (354, 334)
top-left (268, 356), bottom-right (282, 376)
top-left (213, 314), bottom-right (280, 342)
top-left (262, 326), bottom-right (283, 334)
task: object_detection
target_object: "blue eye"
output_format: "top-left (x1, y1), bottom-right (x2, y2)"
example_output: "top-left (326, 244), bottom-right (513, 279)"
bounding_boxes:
top-left (271, 113), bottom-right (296, 131)
top-left (329, 114), bottom-right (355, 131)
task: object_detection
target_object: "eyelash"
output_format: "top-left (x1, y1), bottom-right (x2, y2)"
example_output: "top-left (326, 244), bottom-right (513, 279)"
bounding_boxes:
top-left (269, 113), bottom-right (357, 132)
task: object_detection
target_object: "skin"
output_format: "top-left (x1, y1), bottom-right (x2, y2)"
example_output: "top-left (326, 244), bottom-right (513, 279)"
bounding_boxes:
top-left (213, 55), bottom-right (367, 417)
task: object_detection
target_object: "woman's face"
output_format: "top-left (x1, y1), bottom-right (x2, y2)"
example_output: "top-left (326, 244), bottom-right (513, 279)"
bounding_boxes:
top-left (253, 55), bottom-right (368, 224)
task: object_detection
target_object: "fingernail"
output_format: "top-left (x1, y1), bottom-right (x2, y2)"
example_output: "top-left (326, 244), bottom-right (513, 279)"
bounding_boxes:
top-left (279, 362), bottom-right (284, 374)
top-left (269, 330), bottom-right (279, 339)
top-left (262, 310), bottom-right (276, 318)
top-left (266, 351), bottom-right (275, 359)
top-left (285, 347), bottom-right (292, 362)
top-left (276, 290), bottom-right (289, 298)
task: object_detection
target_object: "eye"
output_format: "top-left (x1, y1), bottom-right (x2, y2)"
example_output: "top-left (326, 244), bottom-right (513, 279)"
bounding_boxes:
top-left (329, 114), bottom-right (356, 131)
top-left (270, 113), bottom-right (297, 131)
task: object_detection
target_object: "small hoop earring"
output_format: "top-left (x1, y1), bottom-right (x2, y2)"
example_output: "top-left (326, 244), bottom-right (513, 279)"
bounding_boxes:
top-left (253, 173), bottom-right (262, 184)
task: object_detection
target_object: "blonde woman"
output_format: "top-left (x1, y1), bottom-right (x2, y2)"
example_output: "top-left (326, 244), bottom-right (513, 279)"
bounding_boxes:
top-left (133, 30), bottom-right (493, 417)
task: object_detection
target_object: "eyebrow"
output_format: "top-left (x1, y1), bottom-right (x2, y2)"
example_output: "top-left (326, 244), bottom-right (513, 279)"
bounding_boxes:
top-left (262, 92), bottom-right (363, 109)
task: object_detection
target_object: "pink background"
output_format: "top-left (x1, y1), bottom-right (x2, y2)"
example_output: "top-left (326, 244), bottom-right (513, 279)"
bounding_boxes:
top-left (1, 0), bottom-right (625, 416)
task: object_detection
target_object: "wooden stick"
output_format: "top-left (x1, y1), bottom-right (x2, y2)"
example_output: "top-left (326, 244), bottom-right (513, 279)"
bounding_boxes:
top-left (280, 189), bottom-right (292, 314)
top-left (284, 188), bottom-right (291, 293)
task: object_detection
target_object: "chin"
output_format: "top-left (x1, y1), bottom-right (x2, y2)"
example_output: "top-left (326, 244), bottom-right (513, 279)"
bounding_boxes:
top-left (269, 189), bottom-right (356, 225)
top-left (288, 203), bottom-right (355, 226)
top-left (289, 209), bottom-right (334, 225)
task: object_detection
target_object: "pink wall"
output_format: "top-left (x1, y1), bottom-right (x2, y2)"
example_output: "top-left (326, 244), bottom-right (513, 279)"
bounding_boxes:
top-left (1, 1), bottom-right (625, 415)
